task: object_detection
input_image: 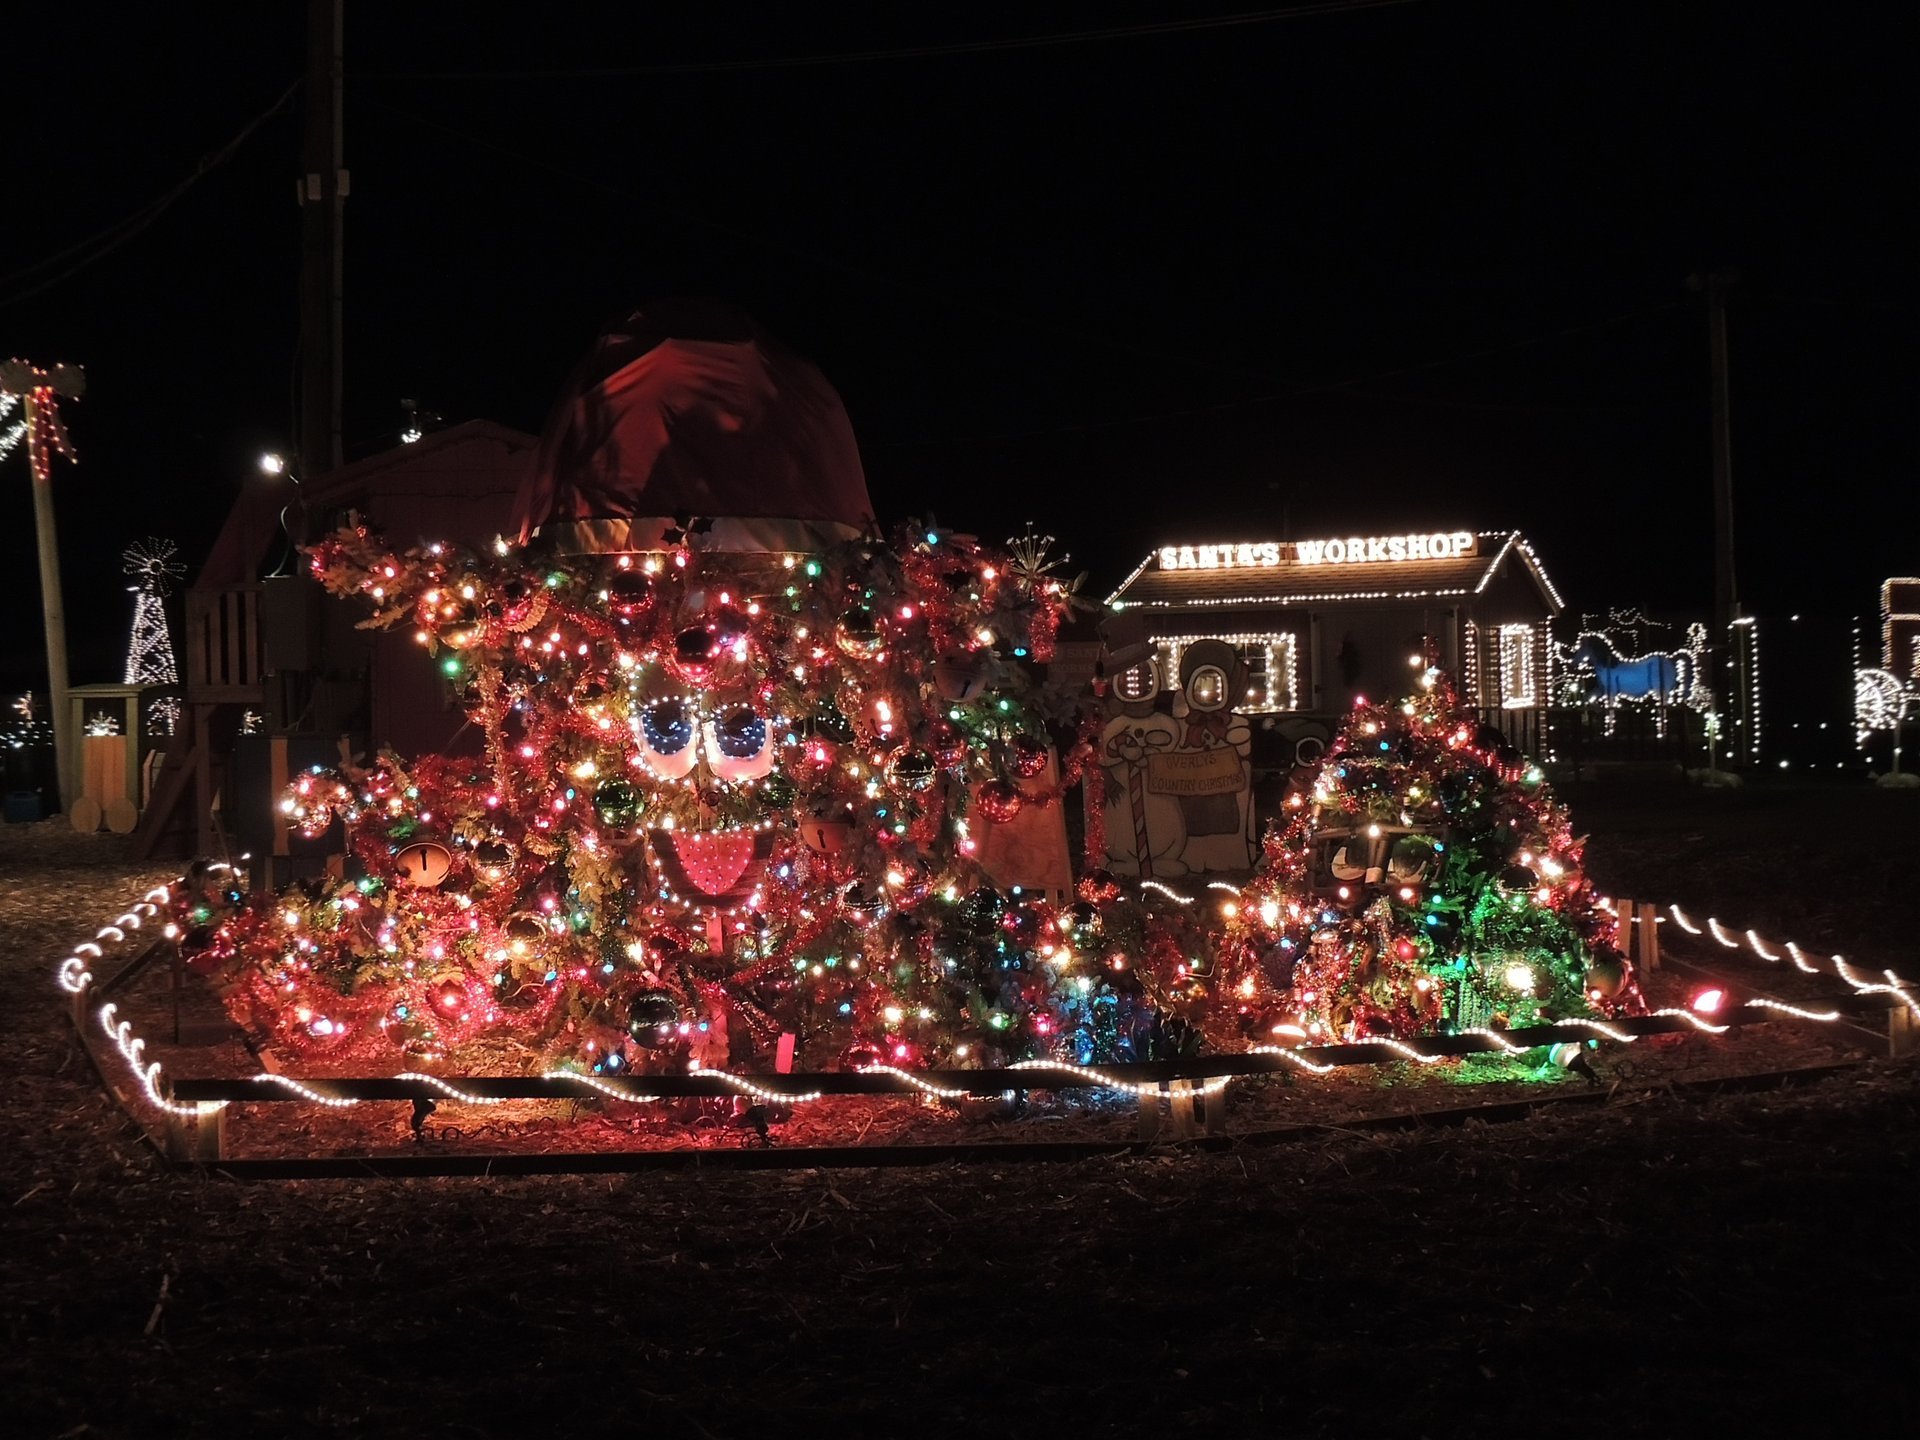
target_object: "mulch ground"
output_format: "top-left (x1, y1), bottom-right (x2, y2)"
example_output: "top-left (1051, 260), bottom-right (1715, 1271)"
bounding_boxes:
top-left (3, 782), bottom-right (1917, 1437)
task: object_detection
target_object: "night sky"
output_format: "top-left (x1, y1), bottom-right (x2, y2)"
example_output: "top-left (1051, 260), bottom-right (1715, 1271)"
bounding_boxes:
top-left (3, 2), bottom-right (1911, 699)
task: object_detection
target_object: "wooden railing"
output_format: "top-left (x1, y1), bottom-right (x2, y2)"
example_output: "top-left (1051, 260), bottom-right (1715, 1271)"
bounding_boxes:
top-left (183, 585), bottom-right (264, 703)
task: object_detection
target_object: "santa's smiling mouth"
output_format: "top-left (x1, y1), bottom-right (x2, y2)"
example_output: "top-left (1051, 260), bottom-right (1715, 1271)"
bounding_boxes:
top-left (652, 828), bottom-right (773, 904)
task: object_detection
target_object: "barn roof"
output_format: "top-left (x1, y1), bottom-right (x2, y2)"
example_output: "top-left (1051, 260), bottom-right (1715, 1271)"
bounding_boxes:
top-left (1107, 530), bottom-right (1565, 614)
top-left (510, 302), bottom-right (873, 548)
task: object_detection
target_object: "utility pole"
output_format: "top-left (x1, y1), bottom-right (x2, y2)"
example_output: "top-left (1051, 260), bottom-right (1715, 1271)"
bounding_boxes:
top-left (2, 359), bottom-right (85, 814)
top-left (299, 0), bottom-right (345, 484)
top-left (1692, 268), bottom-right (1741, 764)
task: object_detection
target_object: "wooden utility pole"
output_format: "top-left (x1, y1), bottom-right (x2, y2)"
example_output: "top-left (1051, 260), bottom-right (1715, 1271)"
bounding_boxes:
top-left (299, 0), bottom-right (345, 482)
top-left (2, 359), bottom-right (86, 814)
top-left (1691, 268), bottom-right (1740, 762)
top-left (1706, 270), bottom-right (1739, 630)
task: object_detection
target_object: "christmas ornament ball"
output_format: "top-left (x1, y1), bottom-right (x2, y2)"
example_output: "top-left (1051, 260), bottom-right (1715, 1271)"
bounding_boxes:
top-left (473, 837), bottom-right (515, 872)
top-left (840, 882), bottom-right (888, 927)
top-left (1066, 900), bottom-right (1103, 949)
top-left (834, 606), bottom-right (885, 660)
top-left (592, 779), bottom-right (645, 829)
top-left (1584, 955), bottom-right (1628, 999)
top-left (838, 1040), bottom-right (886, 1072)
top-left (1010, 733), bottom-right (1050, 779)
top-left (974, 779), bottom-right (1024, 824)
top-left (884, 747), bottom-right (939, 793)
top-left (627, 990), bottom-right (682, 1045)
top-left (797, 808), bottom-right (853, 855)
top-left (671, 626), bottom-right (720, 684)
top-left (958, 886), bottom-right (1006, 934)
top-left (926, 718), bottom-right (969, 769)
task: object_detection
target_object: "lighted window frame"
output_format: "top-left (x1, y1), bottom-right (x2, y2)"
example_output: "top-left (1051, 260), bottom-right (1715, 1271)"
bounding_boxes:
top-left (1498, 623), bottom-right (1536, 710)
top-left (1154, 633), bottom-right (1300, 712)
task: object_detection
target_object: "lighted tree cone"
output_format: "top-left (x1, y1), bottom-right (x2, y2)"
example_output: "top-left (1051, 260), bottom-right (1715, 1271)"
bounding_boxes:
top-left (1189, 661), bottom-right (1645, 1049)
top-left (197, 519), bottom-right (1153, 1078)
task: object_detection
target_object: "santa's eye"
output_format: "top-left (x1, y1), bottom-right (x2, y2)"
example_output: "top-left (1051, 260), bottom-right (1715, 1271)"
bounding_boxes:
top-left (714, 706), bottom-right (769, 759)
top-left (640, 699), bottom-right (695, 755)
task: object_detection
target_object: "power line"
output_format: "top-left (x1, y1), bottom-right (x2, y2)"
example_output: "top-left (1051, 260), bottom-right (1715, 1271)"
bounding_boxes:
top-left (865, 301), bottom-right (1690, 449)
top-left (0, 79), bottom-right (300, 309)
top-left (357, 93), bottom-right (1286, 388)
top-left (361, 2), bottom-right (1422, 80)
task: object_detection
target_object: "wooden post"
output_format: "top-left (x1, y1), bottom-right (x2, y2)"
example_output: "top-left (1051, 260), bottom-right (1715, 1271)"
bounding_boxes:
top-left (1166, 1079), bottom-right (1196, 1140)
top-left (1890, 1006), bottom-right (1916, 1059)
top-left (3, 361), bottom-right (88, 815)
top-left (1637, 902), bottom-right (1661, 972)
top-left (164, 1100), bottom-right (226, 1163)
top-left (1137, 1085), bottom-right (1163, 1142)
top-left (1615, 898), bottom-right (1636, 962)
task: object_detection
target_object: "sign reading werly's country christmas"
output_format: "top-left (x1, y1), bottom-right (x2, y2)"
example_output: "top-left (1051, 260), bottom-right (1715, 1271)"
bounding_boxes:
top-left (1146, 746), bottom-right (1243, 796)
top-left (1155, 531), bottom-right (1477, 572)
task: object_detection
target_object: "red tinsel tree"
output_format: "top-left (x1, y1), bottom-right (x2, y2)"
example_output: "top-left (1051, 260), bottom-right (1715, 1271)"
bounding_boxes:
top-left (190, 520), bottom-right (1167, 1077)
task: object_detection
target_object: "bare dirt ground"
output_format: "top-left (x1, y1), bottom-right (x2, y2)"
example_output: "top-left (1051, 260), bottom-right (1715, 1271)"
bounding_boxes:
top-left (3, 782), bottom-right (1916, 1437)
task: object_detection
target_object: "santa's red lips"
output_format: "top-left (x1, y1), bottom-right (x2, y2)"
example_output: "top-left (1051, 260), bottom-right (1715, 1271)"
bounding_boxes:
top-left (654, 828), bottom-right (772, 903)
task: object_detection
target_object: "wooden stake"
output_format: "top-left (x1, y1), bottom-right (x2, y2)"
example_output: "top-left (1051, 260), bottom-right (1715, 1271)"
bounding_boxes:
top-left (1890, 1006), bottom-right (1916, 1059)
top-left (164, 1100), bottom-right (226, 1163)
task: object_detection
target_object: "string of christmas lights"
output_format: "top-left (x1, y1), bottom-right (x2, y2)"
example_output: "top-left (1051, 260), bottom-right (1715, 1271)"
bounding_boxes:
top-left (60, 876), bottom-right (1897, 1137)
top-left (1665, 905), bottom-right (1919, 1018)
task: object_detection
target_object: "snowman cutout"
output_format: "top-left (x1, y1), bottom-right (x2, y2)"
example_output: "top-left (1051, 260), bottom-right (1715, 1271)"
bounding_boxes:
top-left (1166, 639), bottom-right (1254, 873)
top-left (1098, 654), bottom-right (1188, 877)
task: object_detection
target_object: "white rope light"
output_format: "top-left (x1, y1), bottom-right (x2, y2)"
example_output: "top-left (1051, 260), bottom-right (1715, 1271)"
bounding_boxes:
top-left (687, 1063), bottom-right (826, 1103)
top-left (542, 1071), bottom-right (663, 1103)
top-left (1244, 1045), bottom-right (1337, 1074)
top-left (1647, 1006), bottom-right (1730, 1035)
top-left (1006, 1059), bottom-right (1233, 1097)
top-left (1741, 998), bottom-right (1842, 1022)
top-left (394, 1072), bottom-right (509, 1105)
top-left (99, 1002), bottom-right (219, 1118)
top-left (252, 1073), bottom-right (359, 1108)
top-left (1664, 903), bottom-right (1919, 1019)
top-left (856, 1064), bottom-right (974, 1098)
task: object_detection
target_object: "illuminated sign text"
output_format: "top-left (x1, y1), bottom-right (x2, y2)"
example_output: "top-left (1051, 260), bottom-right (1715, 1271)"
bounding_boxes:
top-left (1157, 531), bottom-right (1477, 572)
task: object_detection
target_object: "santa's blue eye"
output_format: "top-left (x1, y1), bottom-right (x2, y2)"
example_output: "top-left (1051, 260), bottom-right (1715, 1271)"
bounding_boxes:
top-left (715, 706), bottom-right (768, 758)
top-left (640, 699), bottom-right (694, 754)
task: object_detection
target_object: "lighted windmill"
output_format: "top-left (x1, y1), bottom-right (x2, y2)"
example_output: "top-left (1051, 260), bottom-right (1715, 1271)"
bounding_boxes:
top-left (124, 538), bottom-right (184, 735)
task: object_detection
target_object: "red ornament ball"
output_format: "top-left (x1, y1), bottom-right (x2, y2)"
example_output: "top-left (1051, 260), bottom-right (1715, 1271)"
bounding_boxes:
top-left (431, 978), bottom-right (469, 1018)
top-left (1010, 733), bottom-right (1050, 779)
top-left (926, 718), bottom-right (969, 769)
top-left (838, 1040), bottom-right (886, 1072)
top-left (975, 779), bottom-right (1024, 824)
top-left (671, 626), bottom-right (720, 685)
top-left (604, 568), bottom-right (654, 618)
